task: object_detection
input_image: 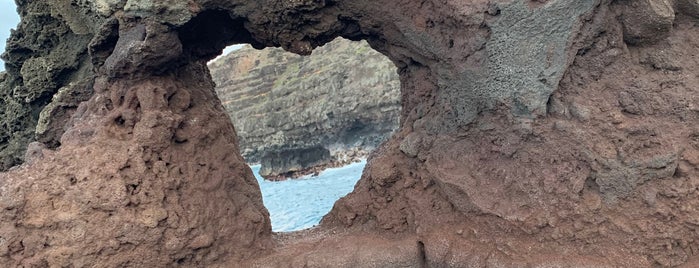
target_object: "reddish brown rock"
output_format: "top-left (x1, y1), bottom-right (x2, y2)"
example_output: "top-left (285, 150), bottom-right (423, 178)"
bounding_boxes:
top-left (1, 0), bottom-right (698, 267)
top-left (1, 65), bottom-right (273, 266)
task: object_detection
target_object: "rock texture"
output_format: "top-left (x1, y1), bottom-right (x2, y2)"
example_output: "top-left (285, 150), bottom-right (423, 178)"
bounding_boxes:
top-left (1, 0), bottom-right (698, 267)
top-left (209, 39), bottom-right (400, 179)
top-left (0, 0), bottom-right (98, 170)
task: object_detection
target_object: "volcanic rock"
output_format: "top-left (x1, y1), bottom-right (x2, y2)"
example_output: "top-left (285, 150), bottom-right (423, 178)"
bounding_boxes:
top-left (1, 0), bottom-right (698, 267)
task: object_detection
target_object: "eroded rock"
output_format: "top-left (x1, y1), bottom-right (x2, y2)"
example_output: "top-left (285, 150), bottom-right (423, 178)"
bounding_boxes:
top-left (1, 0), bottom-right (698, 267)
top-left (617, 0), bottom-right (675, 45)
top-left (676, 0), bottom-right (699, 18)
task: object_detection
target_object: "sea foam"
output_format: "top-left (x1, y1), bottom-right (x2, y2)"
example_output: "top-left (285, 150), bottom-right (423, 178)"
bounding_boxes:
top-left (251, 160), bottom-right (365, 232)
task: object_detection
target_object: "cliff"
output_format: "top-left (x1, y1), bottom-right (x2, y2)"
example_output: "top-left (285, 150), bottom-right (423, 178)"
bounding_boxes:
top-left (0, 0), bottom-right (698, 267)
top-left (209, 39), bottom-right (400, 179)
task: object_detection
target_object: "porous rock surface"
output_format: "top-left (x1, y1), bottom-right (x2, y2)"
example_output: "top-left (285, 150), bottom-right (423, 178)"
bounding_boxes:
top-left (0, 0), bottom-right (98, 170)
top-left (1, 0), bottom-right (698, 267)
top-left (209, 39), bottom-right (400, 179)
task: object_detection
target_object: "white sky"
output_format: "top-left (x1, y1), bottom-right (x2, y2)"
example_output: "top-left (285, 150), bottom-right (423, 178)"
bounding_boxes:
top-left (210, 44), bottom-right (246, 63)
top-left (0, 0), bottom-right (20, 71)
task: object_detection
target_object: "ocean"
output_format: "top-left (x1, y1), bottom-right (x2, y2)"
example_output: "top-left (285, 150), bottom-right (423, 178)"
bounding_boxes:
top-left (250, 160), bottom-right (365, 232)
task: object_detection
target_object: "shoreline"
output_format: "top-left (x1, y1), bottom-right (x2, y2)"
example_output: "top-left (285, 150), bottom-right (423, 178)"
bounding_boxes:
top-left (256, 157), bottom-right (366, 181)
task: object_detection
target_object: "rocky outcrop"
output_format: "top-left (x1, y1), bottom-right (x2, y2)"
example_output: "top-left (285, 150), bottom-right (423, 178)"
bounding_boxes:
top-left (209, 39), bottom-right (400, 179)
top-left (1, 0), bottom-right (698, 267)
top-left (0, 1), bottom-right (99, 171)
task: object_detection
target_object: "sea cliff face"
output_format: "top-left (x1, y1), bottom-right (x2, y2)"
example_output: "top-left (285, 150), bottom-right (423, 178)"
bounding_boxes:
top-left (209, 39), bottom-right (400, 179)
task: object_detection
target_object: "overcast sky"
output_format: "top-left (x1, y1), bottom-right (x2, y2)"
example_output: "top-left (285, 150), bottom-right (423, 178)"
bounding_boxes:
top-left (1, 0), bottom-right (20, 72)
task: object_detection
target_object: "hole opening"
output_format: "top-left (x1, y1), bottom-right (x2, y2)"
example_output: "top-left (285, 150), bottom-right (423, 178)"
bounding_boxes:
top-left (209, 37), bottom-right (401, 232)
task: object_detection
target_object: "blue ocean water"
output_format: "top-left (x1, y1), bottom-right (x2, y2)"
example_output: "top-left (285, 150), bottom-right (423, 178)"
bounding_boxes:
top-left (250, 160), bottom-right (365, 232)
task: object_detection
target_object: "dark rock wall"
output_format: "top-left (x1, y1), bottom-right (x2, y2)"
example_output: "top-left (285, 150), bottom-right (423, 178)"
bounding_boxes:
top-left (259, 146), bottom-right (331, 179)
top-left (0, 0), bottom-right (698, 267)
top-left (0, 0), bottom-right (101, 170)
top-left (209, 38), bottom-right (400, 179)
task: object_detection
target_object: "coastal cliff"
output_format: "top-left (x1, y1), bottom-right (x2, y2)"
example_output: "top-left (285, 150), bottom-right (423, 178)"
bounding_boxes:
top-left (209, 39), bottom-right (400, 180)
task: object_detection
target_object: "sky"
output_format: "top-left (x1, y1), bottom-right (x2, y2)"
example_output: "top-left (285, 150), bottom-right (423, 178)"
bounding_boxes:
top-left (0, 0), bottom-right (19, 71)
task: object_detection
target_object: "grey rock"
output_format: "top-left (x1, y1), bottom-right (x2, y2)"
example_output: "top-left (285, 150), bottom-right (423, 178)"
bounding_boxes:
top-left (432, 0), bottom-right (597, 133)
top-left (209, 39), bottom-right (400, 178)
top-left (570, 102), bottom-right (591, 121)
top-left (619, 0), bottom-right (675, 45)
top-left (0, 0), bottom-right (103, 171)
top-left (399, 133), bottom-right (423, 158)
top-left (676, 0), bottom-right (699, 18)
top-left (23, 142), bottom-right (47, 165)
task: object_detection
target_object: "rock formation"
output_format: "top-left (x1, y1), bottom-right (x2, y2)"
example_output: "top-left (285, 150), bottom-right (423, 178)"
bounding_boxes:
top-left (1, 0), bottom-right (698, 267)
top-left (209, 39), bottom-right (400, 180)
top-left (0, 1), bottom-right (97, 171)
